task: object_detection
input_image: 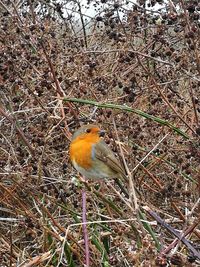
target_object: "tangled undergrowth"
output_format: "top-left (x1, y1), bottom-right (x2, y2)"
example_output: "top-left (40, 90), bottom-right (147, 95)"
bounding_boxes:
top-left (0, 0), bottom-right (200, 266)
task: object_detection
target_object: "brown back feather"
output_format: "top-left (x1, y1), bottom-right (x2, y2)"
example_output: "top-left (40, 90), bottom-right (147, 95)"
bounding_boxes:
top-left (94, 140), bottom-right (127, 179)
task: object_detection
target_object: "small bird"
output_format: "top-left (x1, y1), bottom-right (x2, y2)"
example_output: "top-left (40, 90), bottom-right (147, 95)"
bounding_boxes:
top-left (69, 124), bottom-right (126, 181)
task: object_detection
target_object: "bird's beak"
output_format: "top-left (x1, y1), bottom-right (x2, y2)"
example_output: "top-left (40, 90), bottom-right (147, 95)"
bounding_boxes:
top-left (99, 130), bottom-right (105, 137)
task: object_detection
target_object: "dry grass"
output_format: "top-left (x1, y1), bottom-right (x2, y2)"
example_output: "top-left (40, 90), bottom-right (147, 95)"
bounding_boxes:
top-left (0, 0), bottom-right (200, 266)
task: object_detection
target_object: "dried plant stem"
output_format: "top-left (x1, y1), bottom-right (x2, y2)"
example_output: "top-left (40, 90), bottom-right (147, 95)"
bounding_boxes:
top-left (112, 118), bottom-right (138, 210)
top-left (188, 81), bottom-right (199, 125)
top-left (144, 207), bottom-right (200, 260)
top-left (138, 163), bottom-right (164, 190)
top-left (131, 133), bottom-right (170, 175)
top-left (137, 56), bottom-right (196, 135)
top-left (10, 1), bottom-right (23, 24)
top-left (0, 106), bottom-right (35, 156)
top-left (41, 40), bottom-right (76, 134)
top-left (0, 1), bottom-right (11, 14)
top-left (20, 250), bottom-right (52, 267)
top-left (82, 188), bottom-right (90, 267)
top-left (77, 1), bottom-right (88, 48)
top-left (82, 49), bottom-right (173, 66)
top-left (28, 0), bottom-right (36, 24)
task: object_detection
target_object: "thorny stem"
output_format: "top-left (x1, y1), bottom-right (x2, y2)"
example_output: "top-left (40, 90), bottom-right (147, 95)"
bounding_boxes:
top-left (63, 97), bottom-right (189, 139)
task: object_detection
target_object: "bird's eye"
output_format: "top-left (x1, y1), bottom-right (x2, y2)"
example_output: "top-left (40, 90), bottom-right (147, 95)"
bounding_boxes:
top-left (86, 129), bottom-right (91, 133)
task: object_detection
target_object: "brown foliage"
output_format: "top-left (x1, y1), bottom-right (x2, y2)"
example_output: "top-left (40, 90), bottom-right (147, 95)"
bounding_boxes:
top-left (0, 0), bottom-right (200, 266)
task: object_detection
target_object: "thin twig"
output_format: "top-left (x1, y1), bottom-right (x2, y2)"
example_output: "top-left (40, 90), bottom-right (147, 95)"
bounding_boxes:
top-left (137, 56), bottom-right (196, 135)
top-left (144, 207), bottom-right (200, 260)
top-left (76, 1), bottom-right (88, 48)
top-left (112, 118), bottom-right (139, 210)
top-left (82, 49), bottom-right (173, 66)
top-left (0, 106), bottom-right (35, 156)
top-left (82, 188), bottom-right (90, 267)
top-left (40, 40), bottom-right (76, 134)
top-left (131, 133), bottom-right (170, 175)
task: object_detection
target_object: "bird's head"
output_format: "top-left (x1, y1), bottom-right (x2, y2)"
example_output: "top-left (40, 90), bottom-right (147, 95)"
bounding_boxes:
top-left (72, 124), bottom-right (105, 141)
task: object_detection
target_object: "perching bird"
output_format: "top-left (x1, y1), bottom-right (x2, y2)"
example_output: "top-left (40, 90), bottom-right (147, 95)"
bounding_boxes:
top-left (69, 124), bottom-right (127, 181)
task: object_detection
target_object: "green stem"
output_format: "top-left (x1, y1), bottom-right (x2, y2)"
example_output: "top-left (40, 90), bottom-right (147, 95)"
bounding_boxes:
top-left (63, 98), bottom-right (189, 139)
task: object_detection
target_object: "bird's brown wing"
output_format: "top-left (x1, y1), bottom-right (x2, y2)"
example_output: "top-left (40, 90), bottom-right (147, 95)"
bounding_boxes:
top-left (94, 140), bottom-right (126, 179)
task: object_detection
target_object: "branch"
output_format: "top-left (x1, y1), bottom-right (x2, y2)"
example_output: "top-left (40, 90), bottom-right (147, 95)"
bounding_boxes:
top-left (63, 97), bottom-right (189, 139)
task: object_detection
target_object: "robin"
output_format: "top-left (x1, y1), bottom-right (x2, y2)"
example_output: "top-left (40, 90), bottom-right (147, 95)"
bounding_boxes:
top-left (69, 124), bottom-right (127, 181)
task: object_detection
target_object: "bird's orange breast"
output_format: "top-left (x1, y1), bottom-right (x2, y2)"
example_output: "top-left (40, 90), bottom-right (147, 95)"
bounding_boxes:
top-left (69, 134), bottom-right (100, 170)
